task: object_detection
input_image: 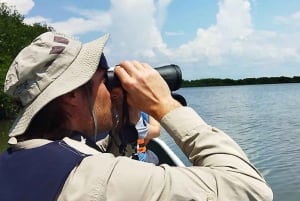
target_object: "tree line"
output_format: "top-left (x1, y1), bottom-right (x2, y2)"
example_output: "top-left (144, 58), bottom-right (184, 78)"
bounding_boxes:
top-left (182, 76), bottom-right (300, 87)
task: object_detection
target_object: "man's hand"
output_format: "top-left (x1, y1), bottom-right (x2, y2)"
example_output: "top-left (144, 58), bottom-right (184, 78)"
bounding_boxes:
top-left (115, 61), bottom-right (181, 121)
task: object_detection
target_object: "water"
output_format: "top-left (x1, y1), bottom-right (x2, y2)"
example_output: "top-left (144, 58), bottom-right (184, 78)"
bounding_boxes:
top-left (160, 83), bottom-right (300, 201)
top-left (1, 83), bottom-right (299, 200)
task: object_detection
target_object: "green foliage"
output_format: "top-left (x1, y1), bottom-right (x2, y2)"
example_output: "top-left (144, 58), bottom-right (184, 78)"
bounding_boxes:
top-left (0, 3), bottom-right (51, 119)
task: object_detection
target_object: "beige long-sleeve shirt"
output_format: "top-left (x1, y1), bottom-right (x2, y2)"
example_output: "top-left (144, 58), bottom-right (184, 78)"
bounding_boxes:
top-left (13, 107), bottom-right (273, 200)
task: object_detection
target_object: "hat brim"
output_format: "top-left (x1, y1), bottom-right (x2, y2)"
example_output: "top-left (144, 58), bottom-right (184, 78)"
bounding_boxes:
top-left (8, 34), bottom-right (110, 137)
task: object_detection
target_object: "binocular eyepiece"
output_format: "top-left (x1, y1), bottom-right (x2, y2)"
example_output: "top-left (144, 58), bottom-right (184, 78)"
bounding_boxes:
top-left (105, 64), bottom-right (183, 91)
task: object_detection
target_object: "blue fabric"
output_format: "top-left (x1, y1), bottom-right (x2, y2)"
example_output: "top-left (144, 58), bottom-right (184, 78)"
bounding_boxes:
top-left (141, 112), bottom-right (149, 125)
top-left (137, 152), bottom-right (147, 161)
top-left (0, 140), bottom-right (87, 201)
top-left (134, 150), bottom-right (159, 165)
top-left (144, 150), bottom-right (159, 165)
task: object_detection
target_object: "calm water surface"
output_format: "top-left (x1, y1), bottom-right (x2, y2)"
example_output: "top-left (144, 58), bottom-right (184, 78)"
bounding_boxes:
top-left (1, 83), bottom-right (299, 201)
top-left (160, 83), bottom-right (300, 201)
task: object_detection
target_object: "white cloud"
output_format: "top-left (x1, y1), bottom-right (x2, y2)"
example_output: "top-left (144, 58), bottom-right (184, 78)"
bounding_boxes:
top-left (171, 0), bottom-right (253, 65)
top-left (155, 0), bottom-right (171, 28)
top-left (24, 7), bottom-right (111, 36)
top-left (274, 11), bottom-right (300, 29)
top-left (104, 0), bottom-right (170, 63)
top-left (51, 12), bottom-right (111, 36)
top-left (0, 0), bottom-right (34, 15)
top-left (24, 16), bottom-right (49, 25)
top-left (165, 31), bottom-right (184, 36)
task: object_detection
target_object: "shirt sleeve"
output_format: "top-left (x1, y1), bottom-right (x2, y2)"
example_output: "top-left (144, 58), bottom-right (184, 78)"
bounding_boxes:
top-left (59, 107), bottom-right (273, 201)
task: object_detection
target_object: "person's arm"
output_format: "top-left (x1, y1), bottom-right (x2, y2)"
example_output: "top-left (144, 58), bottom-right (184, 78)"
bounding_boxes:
top-left (144, 115), bottom-right (160, 144)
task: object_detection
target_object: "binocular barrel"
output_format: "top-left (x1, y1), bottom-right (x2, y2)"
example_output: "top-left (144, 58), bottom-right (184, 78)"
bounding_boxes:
top-left (105, 64), bottom-right (182, 91)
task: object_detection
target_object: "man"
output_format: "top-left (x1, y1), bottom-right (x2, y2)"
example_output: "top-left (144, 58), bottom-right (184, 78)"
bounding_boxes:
top-left (0, 31), bottom-right (272, 200)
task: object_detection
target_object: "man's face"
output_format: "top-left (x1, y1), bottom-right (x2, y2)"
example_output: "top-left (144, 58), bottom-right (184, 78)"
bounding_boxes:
top-left (110, 87), bottom-right (123, 107)
top-left (90, 69), bottom-right (113, 133)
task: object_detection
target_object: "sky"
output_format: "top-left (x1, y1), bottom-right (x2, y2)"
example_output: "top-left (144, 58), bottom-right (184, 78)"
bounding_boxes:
top-left (1, 0), bottom-right (300, 80)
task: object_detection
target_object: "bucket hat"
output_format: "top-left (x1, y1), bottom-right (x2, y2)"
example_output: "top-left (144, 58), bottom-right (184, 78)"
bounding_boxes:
top-left (4, 31), bottom-right (109, 138)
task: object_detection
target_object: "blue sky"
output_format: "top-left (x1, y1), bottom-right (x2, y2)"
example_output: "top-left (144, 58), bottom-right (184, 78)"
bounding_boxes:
top-left (1, 0), bottom-right (300, 80)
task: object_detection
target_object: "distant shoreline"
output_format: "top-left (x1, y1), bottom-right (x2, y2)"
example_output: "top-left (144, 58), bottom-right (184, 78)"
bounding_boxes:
top-left (182, 76), bottom-right (300, 87)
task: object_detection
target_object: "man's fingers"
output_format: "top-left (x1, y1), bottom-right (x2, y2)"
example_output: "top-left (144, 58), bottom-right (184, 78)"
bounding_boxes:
top-left (117, 61), bottom-right (140, 76)
top-left (114, 65), bottom-right (131, 83)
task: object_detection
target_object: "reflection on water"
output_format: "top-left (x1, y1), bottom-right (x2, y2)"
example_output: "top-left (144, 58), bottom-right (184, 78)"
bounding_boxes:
top-left (161, 83), bottom-right (300, 201)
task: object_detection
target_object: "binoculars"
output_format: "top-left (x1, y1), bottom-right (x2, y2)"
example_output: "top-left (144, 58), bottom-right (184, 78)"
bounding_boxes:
top-left (105, 64), bottom-right (183, 91)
